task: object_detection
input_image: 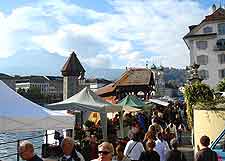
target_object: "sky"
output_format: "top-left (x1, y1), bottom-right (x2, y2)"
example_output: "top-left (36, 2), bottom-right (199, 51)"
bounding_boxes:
top-left (0, 0), bottom-right (221, 69)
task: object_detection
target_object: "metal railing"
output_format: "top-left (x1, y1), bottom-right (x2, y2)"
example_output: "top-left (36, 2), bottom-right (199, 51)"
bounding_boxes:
top-left (0, 131), bottom-right (54, 161)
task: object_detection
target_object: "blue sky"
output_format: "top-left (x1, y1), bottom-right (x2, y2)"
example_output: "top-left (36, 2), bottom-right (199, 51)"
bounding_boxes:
top-left (0, 0), bottom-right (221, 69)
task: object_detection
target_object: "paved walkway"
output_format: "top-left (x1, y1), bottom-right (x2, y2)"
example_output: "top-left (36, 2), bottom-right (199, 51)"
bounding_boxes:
top-left (178, 131), bottom-right (194, 161)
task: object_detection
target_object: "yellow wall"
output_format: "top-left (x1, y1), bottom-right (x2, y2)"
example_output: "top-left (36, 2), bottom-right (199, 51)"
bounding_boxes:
top-left (194, 109), bottom-right (225, 151)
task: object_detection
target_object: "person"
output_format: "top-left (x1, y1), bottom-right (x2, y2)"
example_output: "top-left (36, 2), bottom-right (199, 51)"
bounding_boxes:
top-left (167, 121), bottom-right (177, 139)
top-left (155, 132), bottom-right (170, 161)
top-left (91, 142), bottom-right (114, 161)
top-left (124, 133), bottom-right (145, 161)
top-left (166, 139), bottom-right (186, 161)
top-left (114, 144), bottom-right (131, 161)
top-left (19, 140), bottom-right (43, 161)
top-left (195, 135), bottom-right (218, 161)
top-left (151, 111), bottom-right (160, 124)
top-left (58, 137), bottom-right (85, 161)
top-left (139, 139), bottom-right (160, 161)
top-left (90, 135), bottom-right (99, 160)
top-left (54, 129), bottom-right (64, 145)
top-left (177, 123), bottom-right (186, 144)
top-left (163, 127), bottom-right (174, 149)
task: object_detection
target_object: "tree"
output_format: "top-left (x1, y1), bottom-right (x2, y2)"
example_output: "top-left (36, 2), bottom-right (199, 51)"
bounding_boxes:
top-left (184, 82), bottom-right (213, 128)
top-left (17, 87), bottom-right (46, 104)
top-left (216, 78), bottom-right (225, 91)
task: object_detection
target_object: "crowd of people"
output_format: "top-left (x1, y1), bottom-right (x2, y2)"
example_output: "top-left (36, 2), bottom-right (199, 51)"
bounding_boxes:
top-left (19, 135), bottom-right (218, 161)
top-left (18, 102), bottom-right (218, 161)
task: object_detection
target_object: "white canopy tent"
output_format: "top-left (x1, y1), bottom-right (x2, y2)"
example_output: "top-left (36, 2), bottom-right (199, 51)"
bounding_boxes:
top-left (47, 87), bottom-right (142, 139)
top-left (148, 98), bottom-right (170, 107)
top-left (47, 87), bottom-right (123, 139)
top-left (47, 87), bottom-right (122, 112)
top-left (0, 81), bottom-right (74, 133)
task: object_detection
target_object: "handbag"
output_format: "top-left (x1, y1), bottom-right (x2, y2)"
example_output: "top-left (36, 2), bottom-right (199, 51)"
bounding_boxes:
top-left (126, 142), bottom-right (138, 159)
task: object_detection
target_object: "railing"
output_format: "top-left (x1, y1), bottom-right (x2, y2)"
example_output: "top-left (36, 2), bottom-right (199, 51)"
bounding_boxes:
top-left (0, 131), bottom-right (54, 161)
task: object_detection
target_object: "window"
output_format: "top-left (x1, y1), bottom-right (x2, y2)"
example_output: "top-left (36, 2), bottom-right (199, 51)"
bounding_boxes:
top-left (197, 55), bottom-right (208, 65)
top-left (218, 23), bottom-right (225, 35)
top-left (216, 39), bottom-right (225, 50)
top-left (203, 26), bottom-right (213, 33)
top-left (199, 70), bottom-right (209, 80)
top-left (196, 41), bottom-right (208, 50)
top-left (219, 69), bottom-right (225, 79)
top-left (218, 53), bottom-right (225, 64)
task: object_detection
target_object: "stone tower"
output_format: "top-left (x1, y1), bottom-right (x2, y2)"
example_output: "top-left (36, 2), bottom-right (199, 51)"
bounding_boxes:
top-left (61, 51), bottom-right (85, 100)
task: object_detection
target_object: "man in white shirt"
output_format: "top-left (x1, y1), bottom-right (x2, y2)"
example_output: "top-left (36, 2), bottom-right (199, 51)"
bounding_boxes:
top-left (124, 133), bottom-right (145, 161)
top-left (155, 132), bottom-right (170, 161)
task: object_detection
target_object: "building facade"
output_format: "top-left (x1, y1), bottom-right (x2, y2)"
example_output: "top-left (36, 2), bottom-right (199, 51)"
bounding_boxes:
top-left (150, 64), bottom-right (166, 96)
top-left (0, 73), bottom-right (16, 90)
top-left (15, 75), bottom-right (63, 103)
top-left (184, 6), bottom-right (225, 87)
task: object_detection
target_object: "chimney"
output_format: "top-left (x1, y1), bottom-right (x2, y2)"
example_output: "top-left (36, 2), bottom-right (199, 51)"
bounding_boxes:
top-left (212, 4), bottom-right (216, 13)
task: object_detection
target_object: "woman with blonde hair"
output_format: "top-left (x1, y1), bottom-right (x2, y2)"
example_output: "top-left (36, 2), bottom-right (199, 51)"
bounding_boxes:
top-left (92, 142), bottom-right (114, 161)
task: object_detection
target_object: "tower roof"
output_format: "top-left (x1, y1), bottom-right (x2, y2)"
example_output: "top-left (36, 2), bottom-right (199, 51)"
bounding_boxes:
top-left (150, 64), bottom-right (157, 69)
top-left (61, 52), bottom-right (85, 76)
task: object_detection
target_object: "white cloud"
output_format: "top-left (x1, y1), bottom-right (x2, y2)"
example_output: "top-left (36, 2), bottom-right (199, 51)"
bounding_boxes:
top-left (0, 0), bottom-right (209, 68)
top-left (83, 54), bottom-right (112, 68)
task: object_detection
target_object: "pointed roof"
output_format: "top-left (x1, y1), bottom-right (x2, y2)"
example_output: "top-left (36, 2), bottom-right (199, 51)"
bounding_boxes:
top-left (95, 68), bottom-right (155, 96)
top-left (61, 52), bottom-right (85, 76)
top-left (204, 7), bottom-right (225, 22)
top-left (184, 8), bottom-right (225, 39)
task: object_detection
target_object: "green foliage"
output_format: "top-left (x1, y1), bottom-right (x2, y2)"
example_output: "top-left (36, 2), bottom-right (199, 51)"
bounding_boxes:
top-left (165, 80), bottom-right (179, 89)
top-left (164, 67), bottom-right (186, 86)
top-left (17, 87), bottom-right (46, 104)
top-left (184, 82), bottom-right (214, 128)
top-left (216, 78), bottom-right (225, 92)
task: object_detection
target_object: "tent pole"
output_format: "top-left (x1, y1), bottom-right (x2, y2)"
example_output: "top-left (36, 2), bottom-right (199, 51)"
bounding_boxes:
top-left (119, 111), bottom-right (124, 138)
top-left (101, 112), bottom-right (107, 141)
top-left (72, 113), bottom-right (76, 139)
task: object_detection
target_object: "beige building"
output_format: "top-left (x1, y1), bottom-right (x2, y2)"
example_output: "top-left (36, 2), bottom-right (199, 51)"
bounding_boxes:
top-left (184, 6), bottom-right (225, 87)
top-left (194, 108), bottom-right (225, 152)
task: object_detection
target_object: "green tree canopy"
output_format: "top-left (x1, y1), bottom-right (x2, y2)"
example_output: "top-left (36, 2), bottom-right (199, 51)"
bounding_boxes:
top-left (184, 82), bottom-right (214, 128)
top-left (216, 78), bottom-right (225, 92)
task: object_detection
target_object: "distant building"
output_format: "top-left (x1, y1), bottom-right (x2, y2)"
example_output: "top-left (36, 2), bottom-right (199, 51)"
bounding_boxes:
top-left (15, 75), bottom-right (63, 103)
top-left (184, 5), bottom-right (225, 87)
top-left (150, 64), bottom-right (166, 96)
top-left (15, 76), bottom-right (49, 94)
top-left (0, 73), bottom-right (16, 90)
top-left (82, 78), bottom-right (112, 92)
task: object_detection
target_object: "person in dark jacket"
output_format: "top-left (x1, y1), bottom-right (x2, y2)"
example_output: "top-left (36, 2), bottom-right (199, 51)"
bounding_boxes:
top-left (19, 140), bottom-right (43, 161)
top-left (195, 135), bottom-right (218, 161)
top-left (166, 139), bottom-right (186, 161)
top-left (139, 139), bottom-right (160, 161)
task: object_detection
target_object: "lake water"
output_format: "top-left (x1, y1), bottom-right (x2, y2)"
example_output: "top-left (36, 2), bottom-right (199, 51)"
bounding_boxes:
top-left (0, 131), bottom-right (44, 161)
